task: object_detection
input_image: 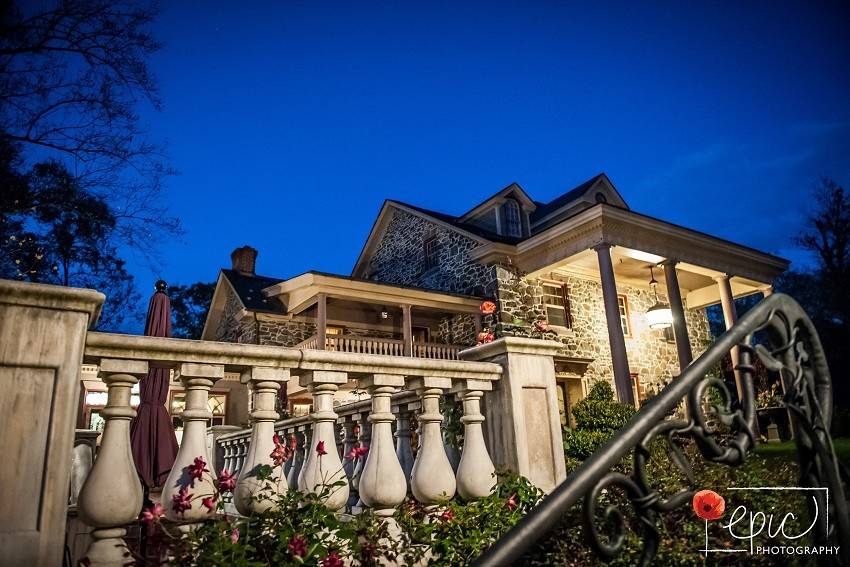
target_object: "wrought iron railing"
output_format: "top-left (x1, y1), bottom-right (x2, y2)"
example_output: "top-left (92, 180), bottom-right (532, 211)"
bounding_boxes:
top-left (473, 293), bottom-right (850, 566)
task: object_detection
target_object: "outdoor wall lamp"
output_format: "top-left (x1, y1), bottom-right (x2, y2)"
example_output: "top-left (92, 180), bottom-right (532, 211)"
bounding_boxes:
top-left (645, 266), bottom-right (673, 330)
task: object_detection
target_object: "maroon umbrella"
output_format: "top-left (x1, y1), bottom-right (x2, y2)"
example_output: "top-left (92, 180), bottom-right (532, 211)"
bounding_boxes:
top-left (130, 280), bottom-right (179, 488)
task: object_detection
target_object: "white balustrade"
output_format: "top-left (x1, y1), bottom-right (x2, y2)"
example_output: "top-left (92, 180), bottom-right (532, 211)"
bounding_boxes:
top-left (453, 381), bottom-right (496, 499)
top-left (77, 359), bottom-right (147, 566)
top-left (162, 363), bottom-right (224, 525)
top-left (235, 367), bottom-right (289, 514)
top-left (297, 371), bottom-right (349, 510)
top-left (409, 377), bottom-right (457, 504)
top-left (357, 375), bottom-right (408, 518)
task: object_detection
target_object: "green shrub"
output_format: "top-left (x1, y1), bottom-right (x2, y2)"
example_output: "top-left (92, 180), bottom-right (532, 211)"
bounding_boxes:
top-left (562, 428), bottom-right (611, 461)
top-left (571, 381), bottom-right (636, 432)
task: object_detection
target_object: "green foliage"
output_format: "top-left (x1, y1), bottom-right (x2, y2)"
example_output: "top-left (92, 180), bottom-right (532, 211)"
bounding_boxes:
top-left (563, 381), bottom-right (636, 461)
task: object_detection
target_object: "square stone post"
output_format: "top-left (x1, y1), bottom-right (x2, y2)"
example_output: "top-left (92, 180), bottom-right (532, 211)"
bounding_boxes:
top-left (460, 337), bottom-right (566, 492)
top-left (0, 280), bottom-right (103, 566)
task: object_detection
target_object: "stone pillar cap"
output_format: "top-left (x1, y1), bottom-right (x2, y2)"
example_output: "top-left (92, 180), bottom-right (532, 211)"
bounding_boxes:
top-left (0, 278), bottom-right (104, 328)
top-left (459, 337), bottom-right (563, 361)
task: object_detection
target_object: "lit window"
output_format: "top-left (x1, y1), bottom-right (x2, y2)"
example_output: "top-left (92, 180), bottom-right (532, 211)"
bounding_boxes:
top-left (617, 295), bottom-right (631, 336)
top-left (423, 235), bottom-right (439, 270)
top-left (504, 199), bottom-right (522, 237)
top-left (542, 283), bottom-right (571, 328)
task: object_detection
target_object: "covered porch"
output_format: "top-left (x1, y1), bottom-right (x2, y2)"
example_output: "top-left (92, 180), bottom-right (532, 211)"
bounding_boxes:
top-left (472, 203), bottom-right (789, 406)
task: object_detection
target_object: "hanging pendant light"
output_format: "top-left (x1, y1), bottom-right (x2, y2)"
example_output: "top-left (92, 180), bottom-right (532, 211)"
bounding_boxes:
top-left (645, 266), bottom-right (673, 330)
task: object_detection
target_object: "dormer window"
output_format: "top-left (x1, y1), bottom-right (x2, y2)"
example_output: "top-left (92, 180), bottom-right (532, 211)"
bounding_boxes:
top-left (504, 199), bottom-right (522, 237)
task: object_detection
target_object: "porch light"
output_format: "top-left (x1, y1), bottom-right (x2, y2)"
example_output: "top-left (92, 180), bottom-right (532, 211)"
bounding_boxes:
top-left (645, 266), bottom-right (673, 330)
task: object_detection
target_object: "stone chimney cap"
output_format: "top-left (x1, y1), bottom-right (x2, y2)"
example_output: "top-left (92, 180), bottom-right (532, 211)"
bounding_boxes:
top-left (231, 246), bottom-right (258, 275)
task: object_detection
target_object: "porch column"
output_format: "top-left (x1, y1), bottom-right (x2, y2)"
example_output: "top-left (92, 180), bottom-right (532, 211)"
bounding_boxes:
top-left (594, 243), bottom-right (634, 405)
top-left (402, 304), bottom-right (413, 356)
top-left (662, 260), bottom-right (693, 371)
top-left (316, 293), bottom-right (327, 350)
top-left (714, 274), bottom-right (743, 399)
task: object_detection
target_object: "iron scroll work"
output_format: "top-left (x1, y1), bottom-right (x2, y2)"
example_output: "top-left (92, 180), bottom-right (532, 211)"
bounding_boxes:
top-left (473, 293), bottom-right (850, 566)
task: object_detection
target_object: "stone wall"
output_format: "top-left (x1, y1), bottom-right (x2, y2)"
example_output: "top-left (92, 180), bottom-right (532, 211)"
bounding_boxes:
top-left (497, 270), bottom-right (712, 394)
top-left (436, 313), bottom-right (478, 347)
top-left (366, 209), bottom-right (497, 297)
top-left (215, 288), bottom-right (255, 344)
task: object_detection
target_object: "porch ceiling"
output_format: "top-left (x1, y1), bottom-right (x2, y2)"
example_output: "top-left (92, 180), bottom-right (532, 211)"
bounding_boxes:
top-left (262, 272), bottom-right (483, 315)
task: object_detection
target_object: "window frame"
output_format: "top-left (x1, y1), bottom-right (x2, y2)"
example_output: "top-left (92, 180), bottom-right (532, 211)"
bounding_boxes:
top-left (423, 235), bottom-right (439, 271)
top-left (540, 281), bottom-right (572, 330)
top-left (617, 294), bottom-right (632, 337)
top-left (503, 199), bottom-right (522, 237)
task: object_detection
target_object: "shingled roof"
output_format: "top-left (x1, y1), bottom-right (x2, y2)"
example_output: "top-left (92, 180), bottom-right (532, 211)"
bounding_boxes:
top-left (221, 269), bottom-right (286, 314)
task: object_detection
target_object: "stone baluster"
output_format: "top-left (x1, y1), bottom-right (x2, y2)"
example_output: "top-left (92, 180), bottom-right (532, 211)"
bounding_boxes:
top-left (297, 371), bottom-right (349, 510)
top-left (162, 363), bottom-right (224, 525)
top-left (393, 401), bottom-right (416, 487)
top-left (352, 410), bottom-right (372, 509)
top-left (341, 416), bottom-right (358, 478)
top-left (358, 375), bottom-right (407, 518)
top-left (235, 367), bottom-right (290, 515)
top-left (288, 428), bottom-right (306, 490)
top-left (77, 359), bottom-right (147, 566)
top-left (453, 380), bottom-right (496, 499)
top-left (409, 377), bottom-right (456, 504)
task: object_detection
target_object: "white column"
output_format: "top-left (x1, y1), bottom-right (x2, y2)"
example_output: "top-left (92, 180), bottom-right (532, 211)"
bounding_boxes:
top-left (453, 380), bottom-right (496, 499)
top-left (409, 377), bottom-right (456, 504)
top-left (235, 367), bottom-right (289, 515)
top-left (393, 400), bottom-right (416, 487)
top-left (662, 260), bottom-right (693, 372)
top-left (594, 243), bottom-right (633, 405)
top-left (77, 359), bottom-right (147, 566)
top-left (715, 274), bottom-right (743, 399)
top-left (357, 374), bottom-right (407, 517)
top-left (297, 371), bottom-right (349, 510)
top-left (162, 363), bottom-right (224, 524)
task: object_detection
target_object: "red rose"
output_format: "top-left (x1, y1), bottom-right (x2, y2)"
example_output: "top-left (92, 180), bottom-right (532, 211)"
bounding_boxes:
top-left (316, 440), bottom-right (328, 456)
top-left (692, 489), bottom-right (725, 521)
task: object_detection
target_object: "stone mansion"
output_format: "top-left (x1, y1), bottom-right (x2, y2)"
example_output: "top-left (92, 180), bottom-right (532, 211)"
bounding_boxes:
top-left (201, 173), bottom-right (788, 424)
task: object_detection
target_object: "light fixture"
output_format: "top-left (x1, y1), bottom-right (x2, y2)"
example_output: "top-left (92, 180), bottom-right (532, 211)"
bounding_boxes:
top-left (645, 266), bottom-right (673, 330)
top-left (380, 309), bottom-right (389, 319)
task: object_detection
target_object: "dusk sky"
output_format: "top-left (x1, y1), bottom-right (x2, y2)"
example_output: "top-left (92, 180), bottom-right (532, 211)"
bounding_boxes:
top-left (134, 1), bottom-right (850, 302)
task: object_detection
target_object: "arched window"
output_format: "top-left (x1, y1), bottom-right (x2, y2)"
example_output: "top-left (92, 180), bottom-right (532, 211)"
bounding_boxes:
top-left (503, 199), bottom-right (522, 237)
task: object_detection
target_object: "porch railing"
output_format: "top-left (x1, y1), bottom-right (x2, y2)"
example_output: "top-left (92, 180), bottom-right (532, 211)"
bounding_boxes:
top-left (76, 331), bottom-right (501, 561)
top-left (296, 333), bottom-right (462, 360)
top-left (473, 293), bottom-right (850, 566)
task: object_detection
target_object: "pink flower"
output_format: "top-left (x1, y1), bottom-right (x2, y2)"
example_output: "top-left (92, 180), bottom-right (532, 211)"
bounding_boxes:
top-left (288, 535), bottom-right (308, 558)
top-left (187, 456), bottom-right (208, 485)
top-left (273, 433), bottom-right (282, 445)
top-left (230, 527), bottom-right (240, 544)
top-left (693, 489), bottom-right (725, 521)
top-left (290, 435), bottom-right (298, 448)
top-left (202, 496), bottom-right (217, 513)
top-left (316, 440), bottom-right (328, 456)
top-left (171, 486), bottom-right (192, 515)
top-left (506, 493), bottom-right (518, 511)
top-left (345, 445), bottom-right (369, 461)
top-left (218, 469), bottom-right (237, 493)
top-left (322, 552), bottom-right (344, 567)
top-left (270, 444), bottom-right (292, 467)
top-left (140, 502), bottom-right (164, 525)
top-left (440, 509), bottom-right (454, 522)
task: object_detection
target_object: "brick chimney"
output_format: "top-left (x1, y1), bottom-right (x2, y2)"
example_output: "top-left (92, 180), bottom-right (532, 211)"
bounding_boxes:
top-left (230, 245), bottom-right (258, 275)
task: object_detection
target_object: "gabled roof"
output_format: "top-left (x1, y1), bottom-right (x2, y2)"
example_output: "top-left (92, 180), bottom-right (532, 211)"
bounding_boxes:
top-left (530, 173), bottom-right (627, 223)
top-left (221, 269), bottom-right (286, 314)
top-left (458, 182), bottom-right (536, 221)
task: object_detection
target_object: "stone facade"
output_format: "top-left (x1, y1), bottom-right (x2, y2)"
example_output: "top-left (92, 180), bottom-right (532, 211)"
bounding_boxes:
top-left (366, 209), bottom-right (497, 297)
top-left (496, 269), bottom-right (712, 394)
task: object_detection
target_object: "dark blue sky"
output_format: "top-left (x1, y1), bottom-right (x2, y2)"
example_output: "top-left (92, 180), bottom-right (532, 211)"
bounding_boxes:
top-left (134, 0), bottom-right (850, 300)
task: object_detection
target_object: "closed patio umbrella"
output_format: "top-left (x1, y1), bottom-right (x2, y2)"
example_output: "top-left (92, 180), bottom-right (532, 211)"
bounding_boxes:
top-left (130, 280), bottom-right (179, 488)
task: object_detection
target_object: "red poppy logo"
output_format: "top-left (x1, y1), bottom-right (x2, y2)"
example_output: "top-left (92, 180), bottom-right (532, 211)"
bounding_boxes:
top-left (693, 489), bottom-right (725, 521)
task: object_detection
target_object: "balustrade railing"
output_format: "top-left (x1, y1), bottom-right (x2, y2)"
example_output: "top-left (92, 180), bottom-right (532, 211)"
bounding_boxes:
top-left (296, 333), bottom-right (462, 360)
top-left (76, 330), bottom-right (502, 563)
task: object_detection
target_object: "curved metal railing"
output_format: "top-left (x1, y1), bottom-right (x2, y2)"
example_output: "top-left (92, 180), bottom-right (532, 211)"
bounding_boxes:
top-left (473, 293), bottom-right (850, 566)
